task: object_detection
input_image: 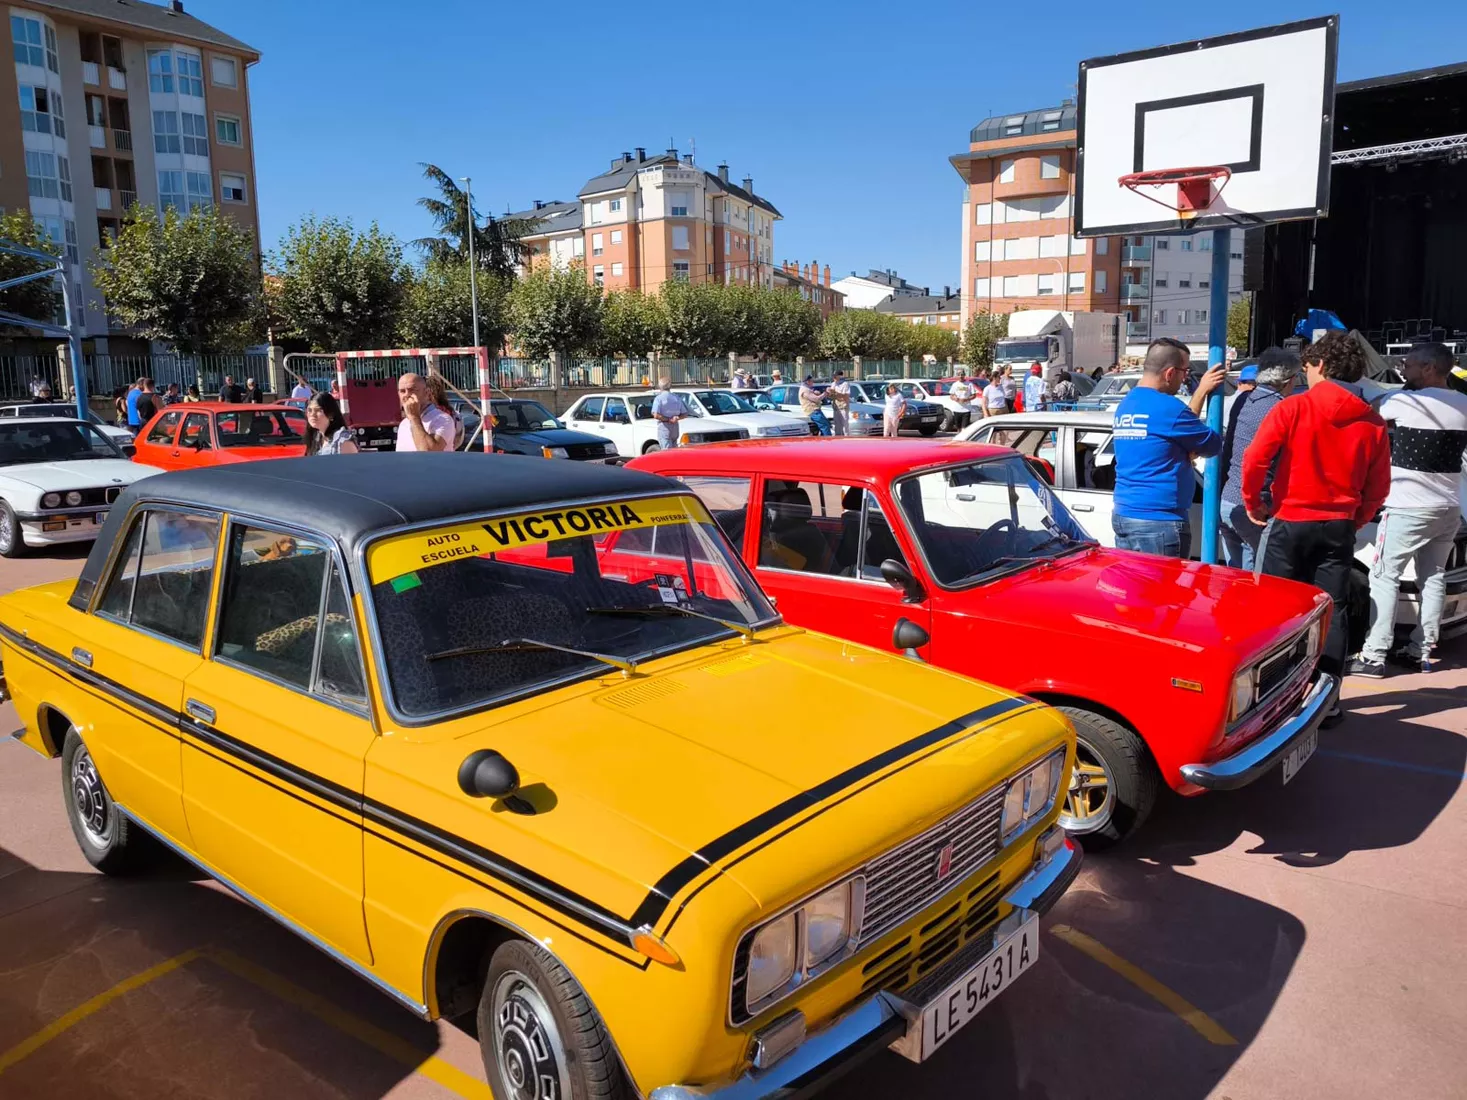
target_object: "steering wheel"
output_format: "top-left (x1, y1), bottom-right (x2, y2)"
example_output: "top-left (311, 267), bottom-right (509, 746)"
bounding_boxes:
top-left (973, 518), bottom-right (1020, 562)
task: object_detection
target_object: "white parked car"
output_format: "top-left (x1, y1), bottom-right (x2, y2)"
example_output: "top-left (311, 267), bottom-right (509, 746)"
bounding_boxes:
top-left (562, 391), bottom-right (751, 456)
top-left (671, 386), bottom-right (810, 440)
top-left (0, 418), bottom-right (162, 557)
top-left (0, 401), bottom-right (135, 449)
top-left (958, 408), bottom-right (1467, 647)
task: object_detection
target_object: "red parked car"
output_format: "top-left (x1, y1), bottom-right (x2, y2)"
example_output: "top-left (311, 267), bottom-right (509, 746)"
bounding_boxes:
top-left (132, 403), bottom-right (308, 471)
top-left (631, 438), bottom-right (1335, 845)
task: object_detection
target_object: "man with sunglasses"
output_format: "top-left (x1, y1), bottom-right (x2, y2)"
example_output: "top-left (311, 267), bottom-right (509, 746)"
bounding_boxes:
top-left (1111, 337), bottom-right (1226, 557)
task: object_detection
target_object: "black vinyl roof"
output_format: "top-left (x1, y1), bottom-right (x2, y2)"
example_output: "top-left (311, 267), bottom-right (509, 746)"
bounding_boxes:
top-left (72, 454), bottom-right (676, 603)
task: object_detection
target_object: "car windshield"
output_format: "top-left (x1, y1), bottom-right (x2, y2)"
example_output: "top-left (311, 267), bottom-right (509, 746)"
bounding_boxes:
top-left (1092, 375), bottom-right (1140, 398)
top-left (216, 409), bottom-right (306, 447)
top-left (996, 340), bottom-right (1051, 363)
top-left (693, 391), bottom-right (756, 415)
top-left (365, 493), bottom-right (777, 717)
top-left (921, 381), bottom-right (952, 395)
top-left (0, 420), bottom-right (120, 463)
top-left (893, 456), bottom-right (1093, 586)
top-left (492, 402), bottom-right (561, 431)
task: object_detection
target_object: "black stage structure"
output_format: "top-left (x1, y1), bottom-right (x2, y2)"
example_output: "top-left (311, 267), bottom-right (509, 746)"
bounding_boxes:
top-left (1249, 61), bottom-right (1467, 352)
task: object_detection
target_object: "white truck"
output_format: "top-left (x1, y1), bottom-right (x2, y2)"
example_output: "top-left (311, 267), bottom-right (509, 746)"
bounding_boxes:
top-left (993, 310), bottom-right (1122, 377)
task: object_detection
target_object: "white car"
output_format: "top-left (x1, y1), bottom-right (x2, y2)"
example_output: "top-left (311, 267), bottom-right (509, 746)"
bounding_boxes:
top-left (0, 418), bottom-right (162, 557)
top-left (0, 401), bottom-right (135, 449)
top-left (671, 387), bottom-right (810, 441)
top-left (562, 391), bottom-right (752, 456)
top-left (958, 408), bottom-right (1467, 646)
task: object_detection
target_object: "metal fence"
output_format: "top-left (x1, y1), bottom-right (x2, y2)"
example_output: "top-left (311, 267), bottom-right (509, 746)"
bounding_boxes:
top-left (84, 352), bottom-right (271, 398)
top-left (0, 355), bottom-right (65, 400)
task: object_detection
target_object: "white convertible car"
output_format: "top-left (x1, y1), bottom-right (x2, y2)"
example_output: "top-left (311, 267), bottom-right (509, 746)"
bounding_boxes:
top-left (0, 418), bottom-right (161, 557)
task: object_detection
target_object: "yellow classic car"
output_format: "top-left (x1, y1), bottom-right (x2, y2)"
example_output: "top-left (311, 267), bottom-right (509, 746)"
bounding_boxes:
top-left (0, 453), bottom-right (1081, 1098)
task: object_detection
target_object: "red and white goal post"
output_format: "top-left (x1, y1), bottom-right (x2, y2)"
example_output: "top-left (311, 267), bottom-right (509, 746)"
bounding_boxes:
top-left (333, 347), bottom-right (496, 452)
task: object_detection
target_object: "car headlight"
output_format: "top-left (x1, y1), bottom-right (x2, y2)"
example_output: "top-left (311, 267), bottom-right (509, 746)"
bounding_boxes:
top-left (1228, 667), bottom-right (1257, 723)
top-left (42, 493), bottom-right (61, 508)
top-left (602, 441), bottom-right (618, 455)
top-left (803, 881), bottom-right (853, 968)
top-left (744, 914), bottom-right (798, 1006)
top-left (541, 446), bottom-right (569, 459)
top-left (65, 491), bottom-right (83, 506)
top-left (1305, 615), bottom-right (1325, 662)
top-left (1000, 750), bottom-right (1066, 838)
top-left (735, 875), bottom-right (862, 1019)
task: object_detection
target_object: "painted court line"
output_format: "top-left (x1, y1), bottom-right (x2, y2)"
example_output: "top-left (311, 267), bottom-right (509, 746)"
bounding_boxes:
top-left (1314, 748), bottom-right (1466, 780)
top-left (1049, 925), bottom-right (1237, 1046)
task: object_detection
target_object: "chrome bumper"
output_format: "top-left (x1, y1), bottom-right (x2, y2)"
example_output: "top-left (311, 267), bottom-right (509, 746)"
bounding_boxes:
top-left (648, 836), bottom-right (1083, 1100)
top-left (1179, 671), bottom-right (1337, 791)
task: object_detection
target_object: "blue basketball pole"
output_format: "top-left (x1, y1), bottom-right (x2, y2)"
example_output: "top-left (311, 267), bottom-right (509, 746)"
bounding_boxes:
top-left (1199, 227), bottom-right (1232, 565)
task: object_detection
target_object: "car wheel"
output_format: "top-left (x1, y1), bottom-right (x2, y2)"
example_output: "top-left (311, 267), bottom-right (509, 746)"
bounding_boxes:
top-left (918, 423), bottom-right (940, 437)
top-left (1056, 706), bottom-right (1158, 849)
top-left (939, 412), bottom-right (956, 433)
top-left (641, 440), bottom-right (661, 454)
top-left (0, 499), bottom-right (23, 557)
top-left (61, 728), bottom-right (156, 874)
top-left (479, 940), bottom-right (631, 1100)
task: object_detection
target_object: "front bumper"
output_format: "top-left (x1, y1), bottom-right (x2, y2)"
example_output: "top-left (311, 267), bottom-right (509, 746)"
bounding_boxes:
top-left (17, 516), bottom-right (106, 546)
top-left (648, 835), bottom-right (1082, 1100)
top-left (1178, 671), bottom-right (1337, 791)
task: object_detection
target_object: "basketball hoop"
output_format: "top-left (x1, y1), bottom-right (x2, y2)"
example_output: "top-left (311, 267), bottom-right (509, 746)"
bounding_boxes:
top-left (1118, 165), bottom-right (1232, 219)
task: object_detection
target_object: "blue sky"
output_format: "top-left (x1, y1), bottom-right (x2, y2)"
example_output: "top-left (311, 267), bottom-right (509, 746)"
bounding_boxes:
top-left (191, 0), bottom-right (1465, 292)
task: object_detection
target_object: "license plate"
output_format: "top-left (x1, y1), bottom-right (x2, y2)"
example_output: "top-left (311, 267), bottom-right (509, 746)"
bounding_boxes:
top-left (922, 416), bottom-right (939, 422)
top-left (893, 912), bottom-right (1039, 1062)
top-left (1282, 727), bottom-right (1318, 785)
top-left (95, 512), bottom-right (108, 525)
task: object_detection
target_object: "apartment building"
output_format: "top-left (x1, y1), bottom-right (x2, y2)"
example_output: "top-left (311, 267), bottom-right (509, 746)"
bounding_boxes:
top-left (874, 291), bottom-right (961, 331)
top-left (831, 268), bottom-right (929, 311)
top-left (0, 0), bottom-right (258, 343)
top-left (771, 260), bottom-right (843, 320)
top-left (1122, 230), bottom-right (1246, 347)
top-left (512, 147), bottom-right (781, 295)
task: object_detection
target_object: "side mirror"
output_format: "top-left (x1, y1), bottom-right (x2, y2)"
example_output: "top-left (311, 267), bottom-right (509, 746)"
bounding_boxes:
top-left (880, 558), bottom-right (925, 604)
top-left (121, 443), bottom-right (136, 458)
top-left (892, 617), bottom-right (930, 659)
top-left (458, 749), bottom-right (520, 799)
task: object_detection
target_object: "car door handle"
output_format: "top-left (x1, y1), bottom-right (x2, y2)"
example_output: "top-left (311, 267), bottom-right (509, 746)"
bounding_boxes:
top-left (170, 449), bottom-right (181, 456)
top-left (185, 699), bottom-right (216, 725)
top-left (956, 493), bottom-right (975, 502)
top-left (71, 647), bottom-right (92, 668)
top-left (1072, 503), bottom-right (1095, 512)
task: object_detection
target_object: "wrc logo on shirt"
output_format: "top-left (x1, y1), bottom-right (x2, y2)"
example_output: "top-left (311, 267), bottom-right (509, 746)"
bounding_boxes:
top-left (1115, 412), bottom-right (1150, 440)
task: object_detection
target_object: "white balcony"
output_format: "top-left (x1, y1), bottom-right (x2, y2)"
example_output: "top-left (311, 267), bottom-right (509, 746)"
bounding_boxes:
top-left (88, 125), bottom-right (106, 149)
top-left (82, 61), bottom-right (99, 85)
top-left (94, 188), bottom-right (112, 211)
top-left (107, 66), bottom-right (125, 90)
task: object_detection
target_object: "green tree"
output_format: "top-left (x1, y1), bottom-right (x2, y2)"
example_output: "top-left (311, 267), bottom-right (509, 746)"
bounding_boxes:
top-left (761, 289), bottom-right (822, 360)
top-left (960, 310), bottom-right (1010, 367)
top-left (399, 257), bottom-right (509, 350)
top-left (661, 281), bottom-right (728, 358)
top-left (508, 262), bottom-right (604, 358)
top-left (905, 324), bottom-right (960, 362)
top-left (414, 164), bottom-right (534, 280)
top-left (90, 204), bottom-right (261, 353)
top-left (598, 289), bottom-right (666, 358)
top-left (0, 210), bottom-right (61, 329)
top-left (819, 309), bottom-right (908, 359)
top-left (1227, 294), bottom-right (1252, 355)
top-left (271, 215), bottom-right (407, 351)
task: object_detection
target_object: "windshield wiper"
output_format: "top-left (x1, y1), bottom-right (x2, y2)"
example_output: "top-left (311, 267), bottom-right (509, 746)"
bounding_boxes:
top-left (584, 603), bottom-right (759, 639)
top-left (426, 637), bottom-right (638, 674)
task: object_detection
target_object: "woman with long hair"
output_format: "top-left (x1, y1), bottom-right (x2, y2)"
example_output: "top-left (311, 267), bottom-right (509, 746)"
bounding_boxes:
top-left (303, 392), bottom-right (358, 455)
top-left (426, 373), bottom-right (465, 450)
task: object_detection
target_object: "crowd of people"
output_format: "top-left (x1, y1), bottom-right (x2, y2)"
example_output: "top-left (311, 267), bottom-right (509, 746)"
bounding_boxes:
top-left (1110, 334), bottom-right (1467, 719)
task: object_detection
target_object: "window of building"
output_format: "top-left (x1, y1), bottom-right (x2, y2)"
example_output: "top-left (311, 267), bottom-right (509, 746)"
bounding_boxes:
top-left (591, 232), bottom-right (604, 256)
top-left (64, 219), bottom-right (78, 265)
top-left (1155, 276), bottom-right (1168, 288)
top-left (974, 240), bottom-right (990, 262)
top-left (610, 229), bottom-right (622, 245)
top-left (1154, 309), bottom-right (1167, 325)
top-left (672, 260), bottom-right (690, 281)
top-left (1230, 250), bottom-right (1243, 259)
top-left (588, 202), bottom-right (602, 225)
top-left (181, 112), bottom-right (208, 155)
top-left (215, 114), bottom-right (241, 145)
top-left (926, 314), bottom-right (937, 324)
top-left (1002, 275), bottom-right (1031, 297)
top-left (592, 264), bottom-right (604, 287)
top-left (1197, 309), bottom-right (1208, 323)
top-left (11, 16), bottom-right (57, 72)
top-left (211, 55), bottom-right (237, 88)
top-left (1180, 239), bottom-right (1193, 251)
top-left (1156, 238), bottom-right (1169, 250)
top-left (97, 510), bottom-right (220, 649)
top-left (153, 111), bottom-right (181, 154)
top-left (24, 151), bottom-right (59, 199)
top-left (1037, 193), bottom-right (1069, 220)
top-left (158, 170), bottom-right (185, 210)
top-left (1198, 277), bottom-right (1210, 289)
top-left (1178, 276), bottom-right (1191, 288)
top-left (1039, 235), bottom-right (1064, 259)
top-left (1095, 237), bottom-right (1109, 255)
top-left (1040, 155), bottom-right (1061, 180)
top-left (572, 238), bottom-right (585, 257)
top-left (609, 198), bottom-right (621, 212)
top-left (1003, 115), bottom-right (1025, 136)
top-left (175, 52), bottom-right (203, 96)
top-left (1095, 270), bottom-right (1107, 294)
top-left (1199, 237), bottom-right (1212, 252)
top-left (1037, 273), bottom-right (1057, 296)
top-left (974, 203), bottom-right (992, 225)
top-left (611, 262), bottom-right (623, 277)
top-left (672, 226), bottom-right (690, 251)
top-left (1071, 236), bottom-right (1086, 256)
top-left (1177, 310), bottom-right (1189, 325)
top-left (147, 49), bottom-right (174, 93)
top-left (998, 159), bottom-right (1016, 184)
top-left (186, 171), bottom-right (211, 210)
top-left (19, 85), bottom-right (62, 137)
top-left (1068, 272), bottom-right (1086, 292)
top-left (974, 277), bottom-right (990, 297)
top-left (220, 172), bottom-right (246, 203)
top-left (668, 191), bottom-right (689, 217)
top-left (1040, 110), bottom-right (1063, 132)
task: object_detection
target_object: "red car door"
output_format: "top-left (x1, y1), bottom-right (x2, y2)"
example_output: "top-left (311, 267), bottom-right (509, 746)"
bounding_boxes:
top-left (172, 411), bottom-right (215, 469)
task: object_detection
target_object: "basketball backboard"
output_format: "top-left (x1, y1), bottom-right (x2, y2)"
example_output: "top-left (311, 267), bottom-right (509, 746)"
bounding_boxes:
top-left (1074, 16), bottom-right (1338, 238)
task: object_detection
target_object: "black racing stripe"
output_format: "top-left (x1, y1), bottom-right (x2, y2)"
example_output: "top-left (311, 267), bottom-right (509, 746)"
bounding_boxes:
top-left (628, 696), bottom-right (1031, 930)
top-left (183, 734), bottom-right (362, 828)
top-left (183, 718), bottom-right (363, 814)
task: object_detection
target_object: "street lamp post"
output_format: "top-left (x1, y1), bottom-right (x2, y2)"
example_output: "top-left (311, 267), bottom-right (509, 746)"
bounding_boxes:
top-left (459, 176), bottom-right (481, 352)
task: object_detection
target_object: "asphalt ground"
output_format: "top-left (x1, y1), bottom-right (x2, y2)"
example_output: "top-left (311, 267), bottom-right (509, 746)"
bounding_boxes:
top-left (1, 547), bottom-right (1463, 1100)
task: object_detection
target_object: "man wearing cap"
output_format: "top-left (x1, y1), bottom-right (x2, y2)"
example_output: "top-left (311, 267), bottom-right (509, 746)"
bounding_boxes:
top-left (1022, 363), bottom-right (1046, 414)
top-left (1219, 350), bottom-right (1301, 570)
top-left (827, 370), bottom-right (852, 436)
top-left (731, 368), bottom-right (750, 392)
top-left (799, 374), bottom-right (830, 436)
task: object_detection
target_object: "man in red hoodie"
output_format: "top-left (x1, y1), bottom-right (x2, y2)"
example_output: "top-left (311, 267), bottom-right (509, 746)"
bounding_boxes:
top-left (1242, 332), bottom-right (1391, 724)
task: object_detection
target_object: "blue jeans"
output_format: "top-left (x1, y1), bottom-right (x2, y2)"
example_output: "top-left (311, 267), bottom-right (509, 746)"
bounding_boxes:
top-left (1219, 500), bottom-right (1265, 570)
top-left (808, 409), bottom-right (832, 436)
top-left (1113, 515), bottom-right (1192, 559)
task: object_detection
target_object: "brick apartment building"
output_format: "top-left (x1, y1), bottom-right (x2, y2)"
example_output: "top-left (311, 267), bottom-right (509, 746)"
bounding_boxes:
top-left (1, 0), bottom-right (258, 344)
top-left (510, 147), bottom-right (781, 295)
top-left (951, 102), bottom-right (1243, 347)
top-left (874, 290), bottom-right (961, 331)
top-left (772, 259), bottom-right (843, 319)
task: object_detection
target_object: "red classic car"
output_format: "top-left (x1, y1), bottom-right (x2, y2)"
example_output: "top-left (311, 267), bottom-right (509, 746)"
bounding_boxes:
top-left (132, 403), bottom-right (308, 471)
top-left (631, 438), bottom-right (1337, 845)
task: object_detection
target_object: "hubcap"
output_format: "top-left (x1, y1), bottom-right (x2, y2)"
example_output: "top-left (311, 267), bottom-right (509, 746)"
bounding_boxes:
top-left (0, 508), bottom-right (13, 551)
top-left (492, 970), bottom-right (569, 1100)
top-left (70, 747), bottom-right (111, 847)
top-left (1059, 735), bottom-right (1115, 834)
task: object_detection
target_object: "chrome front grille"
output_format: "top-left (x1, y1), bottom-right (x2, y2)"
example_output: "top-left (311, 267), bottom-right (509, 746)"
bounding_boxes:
top-left (1257, 631), bottom-right (1309, 701)
top-left (857, 785), bottom-right (1006, 948)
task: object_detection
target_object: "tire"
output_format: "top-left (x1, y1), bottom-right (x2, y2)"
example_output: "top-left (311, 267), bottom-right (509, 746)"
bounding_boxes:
top-left (0, 499), bottom-right (23, 558)
top-left (918, 423), bottom-right (940, 437)
top-left (1056, 706), bottom-right (1158, 850)
top-left (478, 940), bottom-right (632, 1100)
top-left (640, 440), bottom-right (661, 454)
top-left (61, 728), bottom-right (156, 874)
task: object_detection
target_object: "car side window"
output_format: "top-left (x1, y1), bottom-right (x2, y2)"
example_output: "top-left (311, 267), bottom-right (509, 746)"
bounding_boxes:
top-left (97, 509), bottom-right (220, 649)
top-left (316, 562), bottom-right (366, 706)
top-left (180, 413), bottom-right (210, 449)
top-left (577, 397), bottom-right (604, 421)
top-left (604, 398), bottom-right (628, 424)
top-left (1075, 430), bottom-right (1116, 492)
top-left (145, 411), bottom-right (182, 445)
top-left (758, 479), bottom-right (852, 577)
top-left (862, 494), bottom-right (909, 578)
top-left (679, 476), bottom-right (751, 548)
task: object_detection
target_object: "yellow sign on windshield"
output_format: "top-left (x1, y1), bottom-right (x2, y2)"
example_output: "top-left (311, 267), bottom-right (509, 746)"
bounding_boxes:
top-left (366, 494), bottom-right (707, 583)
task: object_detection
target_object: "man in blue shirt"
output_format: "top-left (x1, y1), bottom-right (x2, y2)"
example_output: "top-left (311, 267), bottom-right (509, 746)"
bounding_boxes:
top-left (1111, 337), bottom-right (1225, 557)
top-left (650, 377), bottom-right (690, 449)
